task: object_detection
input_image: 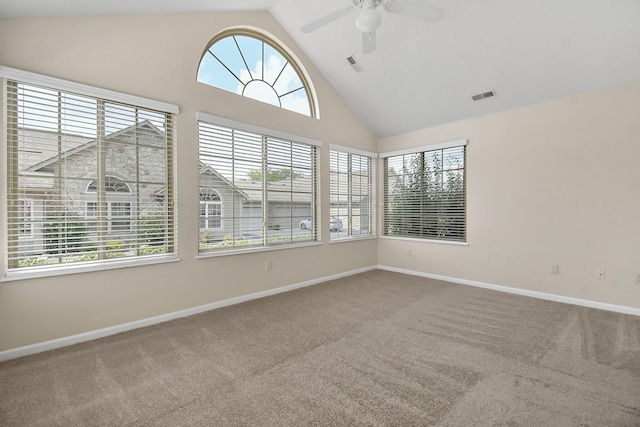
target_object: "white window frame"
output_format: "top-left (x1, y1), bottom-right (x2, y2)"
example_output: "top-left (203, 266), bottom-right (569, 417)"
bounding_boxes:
top-left (380, 140), bottom-right (468, 244)
top-left (1, 66), bottom-right (180, 281)
top-left (329, 144), bottom-right (377, 242)
top-left (197, 112), bottom-right (322, 257)
top-left (196, 28), bottom-right (319, 118)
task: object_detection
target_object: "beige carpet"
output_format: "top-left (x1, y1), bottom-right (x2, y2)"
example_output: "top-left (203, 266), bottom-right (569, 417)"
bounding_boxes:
top-left (1, 270), bottom-right (639, 426)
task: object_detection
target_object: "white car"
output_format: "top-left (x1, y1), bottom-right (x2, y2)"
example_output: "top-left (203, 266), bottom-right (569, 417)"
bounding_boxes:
top-left (299, 217), bottom-right (343, 231)
top-left (300, 216), bottom-right (342, 231)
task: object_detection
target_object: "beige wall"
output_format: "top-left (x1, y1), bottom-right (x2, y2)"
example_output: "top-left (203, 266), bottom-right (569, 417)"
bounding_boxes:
top-left (0, 12), bottom-right (378, 351)
top-left (1, 11), bottom-right (638, 354)
top-left (378, 81), bottom-right (640, 309)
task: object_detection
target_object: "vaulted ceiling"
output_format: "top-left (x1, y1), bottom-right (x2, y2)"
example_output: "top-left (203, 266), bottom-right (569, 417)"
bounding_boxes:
top-left (2, 0), bottom-right (639, 138)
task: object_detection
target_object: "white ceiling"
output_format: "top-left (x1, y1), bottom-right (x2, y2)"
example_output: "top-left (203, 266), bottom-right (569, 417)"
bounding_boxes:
top-left (2, 0), bottom-right (640, 138)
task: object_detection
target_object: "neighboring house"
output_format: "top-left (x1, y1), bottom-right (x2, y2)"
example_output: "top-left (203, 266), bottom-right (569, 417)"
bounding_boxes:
top-left (15, 121), bottom-right (329, 257)
top-left (15, 120), bottom-right (170, 258)
top-left (238, 174), bottom-right (317, 233)
top-left (198, 165), bottom-right (317, 242)
top-left (198, 162), bottom-right (249, 240)
top-left (16, 129), bottom-right (92, 256)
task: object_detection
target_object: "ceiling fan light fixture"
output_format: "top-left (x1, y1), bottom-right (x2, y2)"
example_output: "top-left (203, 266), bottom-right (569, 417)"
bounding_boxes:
top-left (355, 5), bottom-right (381, 33)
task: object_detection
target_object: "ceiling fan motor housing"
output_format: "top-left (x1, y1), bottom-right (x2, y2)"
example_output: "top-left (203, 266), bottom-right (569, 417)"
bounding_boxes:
top-left (356, 0), bottom-right (382, 33)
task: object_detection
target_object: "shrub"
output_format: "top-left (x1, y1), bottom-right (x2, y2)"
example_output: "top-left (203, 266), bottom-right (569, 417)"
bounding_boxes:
top-left (139, 206), bottom-right (166, 246)
top-left (43, 211), bottom-right (86, 254)
top-left (201, 230), bottom-right (212, 243)
top-left (106, 240), bottom-right (125, 251)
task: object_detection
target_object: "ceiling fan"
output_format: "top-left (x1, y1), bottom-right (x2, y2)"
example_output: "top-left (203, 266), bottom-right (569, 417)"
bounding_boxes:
top-left (300, 0), bottom-right (444, 54)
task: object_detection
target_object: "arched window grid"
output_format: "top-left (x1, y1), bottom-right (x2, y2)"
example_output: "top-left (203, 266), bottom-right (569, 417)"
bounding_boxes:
top-left (199, 187), bottom-right (222, 202)
top-left (86, 175), bottom-right (132, 193)
top-left (197, 28), bottom-right (318, 118)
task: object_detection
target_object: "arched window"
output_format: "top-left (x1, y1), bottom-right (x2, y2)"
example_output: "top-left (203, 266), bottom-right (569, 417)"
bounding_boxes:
top-left (87, 176), bottom-right (131, 193)
top-left (197, 28), bottom-right (317, 118)
top-left (199, 188), bottom-right (222, 229)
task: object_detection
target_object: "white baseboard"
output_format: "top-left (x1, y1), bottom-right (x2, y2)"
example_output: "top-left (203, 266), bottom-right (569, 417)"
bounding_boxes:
top-left (4, 265), bottom-right (637, 363)
top-left (0, 265), bottom-right (377, 363)
top-left (377, 265), bottom-right (640, 317)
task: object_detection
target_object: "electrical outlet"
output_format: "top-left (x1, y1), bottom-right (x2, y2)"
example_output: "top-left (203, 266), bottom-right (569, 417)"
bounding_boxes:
top-left (635, 274), bottom-right (640, 285)
top-left (265, 260), bottom-right (273, 271)
top-left (596, 268), bottom-right (605, 280)
top-left (408, 248), bottom-right (413, 257)
top-left (551, 264), bottom-right (559, 275)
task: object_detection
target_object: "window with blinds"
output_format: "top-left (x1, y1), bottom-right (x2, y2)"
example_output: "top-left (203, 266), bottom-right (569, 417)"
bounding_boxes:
top-left (330, 145), bottom-right (375, 240)
top-left (198, 113), bottom-right (318, 254)
top-left (2, 68), bottom-right (177, 277)
top-left (383, 141), bottom-right (467, 242)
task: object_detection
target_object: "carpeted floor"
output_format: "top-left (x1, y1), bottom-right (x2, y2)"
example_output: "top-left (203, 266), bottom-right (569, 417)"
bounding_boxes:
top-left (1, 270), bottom-right (639, 426)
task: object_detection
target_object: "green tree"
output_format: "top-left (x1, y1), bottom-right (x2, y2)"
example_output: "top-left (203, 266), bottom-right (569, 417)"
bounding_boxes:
top-left (247, 168), bottom-right (302, 182)
top-left (387, 149), bottom-right (465, 240)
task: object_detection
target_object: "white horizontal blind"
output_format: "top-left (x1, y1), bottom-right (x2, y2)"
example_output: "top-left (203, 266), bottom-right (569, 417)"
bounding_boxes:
top-left (5, 79), bottom-right (176, 274)
top-left (330, 149), bottom-right (375, 240)
top-left (198, 120), bottom-right (317, 253)
top-left (383, 145), bottom-right (466, 242)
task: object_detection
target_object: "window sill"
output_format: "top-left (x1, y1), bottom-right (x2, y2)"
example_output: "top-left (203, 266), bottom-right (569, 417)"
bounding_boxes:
top-left (1, 254), bottom-right (180, 282)
top-left (379, 235), bottom-right (469, 246)
top-left (329, 235), bottom-right (377, 244)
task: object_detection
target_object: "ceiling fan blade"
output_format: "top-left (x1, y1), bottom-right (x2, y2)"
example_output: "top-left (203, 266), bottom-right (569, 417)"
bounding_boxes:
top-left (300, 6), bottom-right (355, 33)
top-left (386, 0), bottom-right (444, 23)
top-left (362, 31), bottom-right (376, 54)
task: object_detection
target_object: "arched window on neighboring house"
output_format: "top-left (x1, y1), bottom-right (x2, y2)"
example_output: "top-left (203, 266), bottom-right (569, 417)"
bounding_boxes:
top-left (199, 188), bottom-right (222, 230)
top-left (197, 28), bottom-right (318, 118)
top-left (86, 176), bottom-right (133, 233)
top-left (87, 176), bottom-right (132, 193)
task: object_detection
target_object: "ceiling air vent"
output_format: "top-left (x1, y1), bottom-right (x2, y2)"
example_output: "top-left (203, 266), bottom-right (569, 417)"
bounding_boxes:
top-left (346, 55), bottom-right (363, 72)
top-left (472, 90), bottom-right (496, 101)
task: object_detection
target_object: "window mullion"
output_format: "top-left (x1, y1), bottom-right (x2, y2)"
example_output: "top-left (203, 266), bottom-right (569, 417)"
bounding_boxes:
top-left (347, 154), bottom-right (353, 237)
top-left (261, 40), bottom-right (265, 86)
top-left (261, 135), bottom-right (268, 246)
top-left (366, 157), bottom-right (373, 235)
top-left (52, 91), bottom-right (64, 262)
top-left (96, 99), bottom-right (107, 260)
top-left (167, 114), bottom-right (175, 253)
top-left (230, 130), bottom-right (236, 239)
top-left (134, 108), bottom-right (140, 256)
top-left (234, 36), bottom-right (254, 82)
top-left (6, 81), bottom-right (19, 269)
top-left (421, 152), bottom-right (427, 238)
top-left (311, 147), bottom-right (318, 241)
